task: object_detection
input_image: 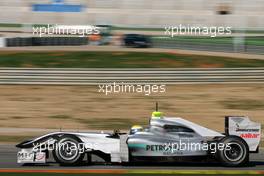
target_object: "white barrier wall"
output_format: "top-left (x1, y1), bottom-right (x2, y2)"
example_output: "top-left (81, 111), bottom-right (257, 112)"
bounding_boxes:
top-left (0, 0), bottom-right (263, 28)
top-left (0, 38), bottom-right (6, 47)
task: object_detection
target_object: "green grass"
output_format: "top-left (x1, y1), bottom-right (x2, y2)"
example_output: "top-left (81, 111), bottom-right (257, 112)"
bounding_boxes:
top-left (153, 36), bottom-right (264, 46)
top-left (0, 23), bottom-right (22, 28)
top-left (48, 115), bottom-right (72, 119)
top-left (10, 116), bottom-right (29, 120)
top-left (0, 174), bottom-right (212, 176)
top-left (0, 51), bottom-right (264, 68)
top-left (0, 174), bottom-right (130, 176)
top-left (0, 174), bottom-right (114, 176)
top-left (220, 99), bottom-right (264, 110)
top-left (0, 135), bottom-right (35, 143)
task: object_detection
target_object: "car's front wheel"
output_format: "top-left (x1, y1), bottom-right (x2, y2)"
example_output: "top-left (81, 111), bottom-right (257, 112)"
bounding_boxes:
top-left (217, 135), bottom-right (249, 167)
top-left (53, 135), bottom-right (84, 166)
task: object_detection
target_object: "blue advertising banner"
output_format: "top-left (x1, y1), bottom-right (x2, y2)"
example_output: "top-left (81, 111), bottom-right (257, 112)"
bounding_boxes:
top-left (32, 0), bottom-right (84, 12)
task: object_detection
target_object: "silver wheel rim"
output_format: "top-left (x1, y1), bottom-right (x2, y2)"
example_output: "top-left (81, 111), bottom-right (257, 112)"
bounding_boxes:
top-left (224, 142), bottom-right (244, 162)
top-left (58, 138), bottom-right (79, 161)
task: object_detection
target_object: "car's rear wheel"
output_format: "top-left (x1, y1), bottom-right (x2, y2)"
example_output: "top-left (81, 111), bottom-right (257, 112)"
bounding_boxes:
top-left (53, 135), bottom-right (84, 166)
top-left (217, 135), bottom-right (249, 167)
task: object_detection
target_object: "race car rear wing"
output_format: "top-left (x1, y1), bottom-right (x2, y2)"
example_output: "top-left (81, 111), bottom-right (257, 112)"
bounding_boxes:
top-left (225, 116), bottom-right (261, 152)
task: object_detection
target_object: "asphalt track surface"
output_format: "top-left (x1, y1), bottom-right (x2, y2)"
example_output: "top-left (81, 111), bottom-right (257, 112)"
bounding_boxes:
top-left (0, 68), bottom-right (264, 85)
top-left (0, 46), bottom-right (263, 60)
top-left (0, 145), bottom-right (263, 171)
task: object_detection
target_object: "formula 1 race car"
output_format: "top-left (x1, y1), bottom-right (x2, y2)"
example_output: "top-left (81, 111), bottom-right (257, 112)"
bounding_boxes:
top-left (16, 107), bottom-right (261, 167)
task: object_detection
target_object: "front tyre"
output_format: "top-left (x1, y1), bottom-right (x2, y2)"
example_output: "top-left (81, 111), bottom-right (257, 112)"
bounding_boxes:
top-left (53, 135), bottom-right (84, 166)
top-left (217, 135), bottom-right (249, 167)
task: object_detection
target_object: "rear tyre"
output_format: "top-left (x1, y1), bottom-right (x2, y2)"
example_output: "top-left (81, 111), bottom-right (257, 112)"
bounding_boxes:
top-left (53, 135), bottom-right (85, 166)
top-left (217, 135), bottom-right (249, 167)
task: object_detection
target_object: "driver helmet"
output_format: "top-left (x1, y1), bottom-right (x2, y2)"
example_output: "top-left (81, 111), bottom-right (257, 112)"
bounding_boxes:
top-left (151, 111), bottom-right (164, 119)
top-left (130, 125), bottom-right (143, 134)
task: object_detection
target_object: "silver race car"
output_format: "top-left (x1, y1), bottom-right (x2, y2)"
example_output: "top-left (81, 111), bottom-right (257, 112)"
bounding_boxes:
top-left (16, 108), bottom-right (261, 167)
